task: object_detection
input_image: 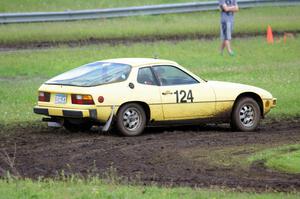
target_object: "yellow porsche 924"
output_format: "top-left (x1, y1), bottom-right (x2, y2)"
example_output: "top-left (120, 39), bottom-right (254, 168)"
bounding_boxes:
top-left (34, 58), bottom-right (276, 136)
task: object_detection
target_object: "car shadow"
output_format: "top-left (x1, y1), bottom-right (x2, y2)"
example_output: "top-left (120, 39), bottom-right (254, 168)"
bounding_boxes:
top-left (33, 122), bottom-right (233, 138)
top-left (142, 123), bottom-right (232, 135)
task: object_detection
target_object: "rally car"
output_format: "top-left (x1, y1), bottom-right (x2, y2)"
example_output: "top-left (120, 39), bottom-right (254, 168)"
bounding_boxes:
top-left (33, 58), bottom-right (276, 136)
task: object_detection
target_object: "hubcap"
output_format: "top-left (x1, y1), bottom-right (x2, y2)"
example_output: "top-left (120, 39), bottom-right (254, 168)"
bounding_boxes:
top-left (123, 108), bottom-right (141, 131)
top-left (239, 104), bottom-right (255, 127)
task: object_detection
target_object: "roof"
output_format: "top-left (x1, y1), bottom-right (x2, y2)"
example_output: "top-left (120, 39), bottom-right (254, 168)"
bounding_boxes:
top-left (101, 58), bottom-right (178, 67)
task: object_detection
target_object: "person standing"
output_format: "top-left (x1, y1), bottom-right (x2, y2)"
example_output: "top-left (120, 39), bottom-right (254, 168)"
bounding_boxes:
top-left (219, 0), bottom-right (239, 56)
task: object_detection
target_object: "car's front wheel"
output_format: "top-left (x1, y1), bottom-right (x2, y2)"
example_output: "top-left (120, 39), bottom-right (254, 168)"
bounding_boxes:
top-left (231, 97), bottom-right (261, 132)
top-left (116, 103), bottom-right (146, 136)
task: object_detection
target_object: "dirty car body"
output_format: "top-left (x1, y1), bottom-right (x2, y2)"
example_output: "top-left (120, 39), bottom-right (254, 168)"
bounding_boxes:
top-left (33, 58), bottom-right (276, 136)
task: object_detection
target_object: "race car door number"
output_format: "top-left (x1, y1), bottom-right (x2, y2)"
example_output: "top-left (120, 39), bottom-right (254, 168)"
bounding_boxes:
top-left (174, 90), bottom-right (194, 103)
top-left (55, 94), bottom-right (67, 104)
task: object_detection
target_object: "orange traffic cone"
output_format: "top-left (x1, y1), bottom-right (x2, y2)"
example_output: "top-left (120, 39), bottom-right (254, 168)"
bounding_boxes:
top-left (267, 25), bottom-right (274, 44)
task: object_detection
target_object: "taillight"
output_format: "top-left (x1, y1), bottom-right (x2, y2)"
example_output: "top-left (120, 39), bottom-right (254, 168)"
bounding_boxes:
top-left (38, 91), bottom-right (50, 102)
top-left (71, 94), bottom-right (94, 105)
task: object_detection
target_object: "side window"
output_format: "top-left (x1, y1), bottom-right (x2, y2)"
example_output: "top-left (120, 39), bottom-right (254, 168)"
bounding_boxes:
top-left (152, 65), bottom-right (198, 86)
top-left (137, 67), bottom-right (157, 85)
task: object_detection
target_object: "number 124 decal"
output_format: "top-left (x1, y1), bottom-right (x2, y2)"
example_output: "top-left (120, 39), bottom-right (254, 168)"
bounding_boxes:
top-left (174, 90), bottom-right (194, 103)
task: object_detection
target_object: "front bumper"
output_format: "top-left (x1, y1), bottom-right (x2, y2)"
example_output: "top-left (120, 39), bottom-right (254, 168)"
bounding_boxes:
top-left (33, 106), bottom-right (97, 119)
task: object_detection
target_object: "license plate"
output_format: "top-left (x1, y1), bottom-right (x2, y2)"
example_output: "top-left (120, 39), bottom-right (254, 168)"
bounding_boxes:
top-left (55, 94), bottom-right (67, 104)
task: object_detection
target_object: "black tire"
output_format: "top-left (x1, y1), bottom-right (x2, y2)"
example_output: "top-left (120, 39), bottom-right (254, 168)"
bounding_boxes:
top-left (230, 97), bottom-right (261, 132)
top-left (116, 103), bottom-right (146, 136)
top-left (64, 119), bottom-right (93, 132)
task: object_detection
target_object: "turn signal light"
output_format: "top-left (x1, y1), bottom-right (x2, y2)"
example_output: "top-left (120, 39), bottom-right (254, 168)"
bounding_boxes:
top-left (38, 91), bottom-right (50, 102)
top-left (71, 94), bottom-right (94, 105)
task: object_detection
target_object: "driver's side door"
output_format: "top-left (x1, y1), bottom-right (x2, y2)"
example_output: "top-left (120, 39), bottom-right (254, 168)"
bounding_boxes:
top-left (152, 65), bottom-right (216, 120)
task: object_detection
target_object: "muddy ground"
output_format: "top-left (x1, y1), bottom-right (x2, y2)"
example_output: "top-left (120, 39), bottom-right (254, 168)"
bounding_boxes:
top-left (0, 119), bottom-right (299, 192)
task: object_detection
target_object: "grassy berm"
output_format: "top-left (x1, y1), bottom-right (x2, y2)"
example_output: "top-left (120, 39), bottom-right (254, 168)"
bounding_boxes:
top-left (0, 6), bottom-right (299, 45)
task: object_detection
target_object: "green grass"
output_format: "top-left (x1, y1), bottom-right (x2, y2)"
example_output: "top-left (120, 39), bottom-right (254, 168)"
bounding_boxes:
top-left (0, 178), bottom-right (299, 199)
top-left (0, 77), bottom-right (44, 126)
top-left (0, 6), bottom-right (300, 45)
top-left (249, 145), bottom-right (300, 174)
top-left (0, 36), bottom-right (299, 126)
top-left (0, 0), bottom-right (213, 13)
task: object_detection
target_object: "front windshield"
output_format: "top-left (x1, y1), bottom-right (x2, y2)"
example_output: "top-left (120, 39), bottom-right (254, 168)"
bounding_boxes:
top-left (46, 62), bottom-right (131, 87)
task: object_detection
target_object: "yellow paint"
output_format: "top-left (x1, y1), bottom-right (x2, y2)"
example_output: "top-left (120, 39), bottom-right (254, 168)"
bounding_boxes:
top-left (160, 83), bottom-right (215, 119)
top-left (96, 106), bottom-right (115, 122)
top-left (48, 108), bottom-right (63, 116)
top-left (149, 104), bottom-right (164, 121)
top-left (215, 101), bottom-right (234, 118)
top-left (263, 98), bottom-right (276, 114)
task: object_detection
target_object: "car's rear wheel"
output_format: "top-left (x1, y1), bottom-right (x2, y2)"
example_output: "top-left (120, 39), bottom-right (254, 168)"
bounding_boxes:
top-left (231, 97), bottom-right (261, 132)
top-left (116, 103), bottom-right (146, 136)
top-left (64, 119), bottom-right (93, 132)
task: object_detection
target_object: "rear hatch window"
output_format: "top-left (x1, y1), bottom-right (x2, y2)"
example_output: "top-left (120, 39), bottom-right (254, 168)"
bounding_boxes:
top-left (46, 62), bottom-right (131, 87)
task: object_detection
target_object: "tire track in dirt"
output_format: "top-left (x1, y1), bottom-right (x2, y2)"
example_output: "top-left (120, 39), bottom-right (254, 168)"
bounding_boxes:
top-left (1, 31), bottom-right (299, 52)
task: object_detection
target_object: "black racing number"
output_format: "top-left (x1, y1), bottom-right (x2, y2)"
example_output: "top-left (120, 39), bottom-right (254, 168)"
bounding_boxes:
top-left (180, 90), bottom-right (187, 103)
top-left (175, 90), bottom-right (194, 103)
top-left (187, 90), bottom-right (194, 102)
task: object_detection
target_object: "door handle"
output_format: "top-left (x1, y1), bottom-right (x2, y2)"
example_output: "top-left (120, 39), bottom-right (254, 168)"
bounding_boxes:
top-left (162, 91), bottom-right (173, 95)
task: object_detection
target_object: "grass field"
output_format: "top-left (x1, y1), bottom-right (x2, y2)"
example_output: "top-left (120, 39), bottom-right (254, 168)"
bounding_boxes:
top-left (0, 177), bottom-right (299, 199)
top-left (0, 36), bottom-right (299, 127)
top-left (249, 144), bottom-right (300, 174)
top-left (1, 6), bottom-right (300, 45)
top-left (0, 0), bottom-right (213, 12)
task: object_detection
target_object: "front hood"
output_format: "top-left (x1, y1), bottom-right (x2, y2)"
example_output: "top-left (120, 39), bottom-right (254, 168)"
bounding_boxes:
top-left (207, 80), bottom-right (273, 100)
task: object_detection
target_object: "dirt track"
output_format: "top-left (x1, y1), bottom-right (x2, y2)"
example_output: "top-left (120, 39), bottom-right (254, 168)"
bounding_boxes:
top-left (0, 119), bottom-right (300, 191)
top-left (1, 31), bottom-right (299, 51)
